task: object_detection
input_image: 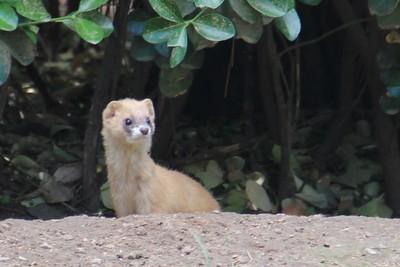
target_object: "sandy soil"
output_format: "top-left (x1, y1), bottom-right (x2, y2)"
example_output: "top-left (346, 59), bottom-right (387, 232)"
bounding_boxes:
top-left (0, 213), bottom-right (399, 267)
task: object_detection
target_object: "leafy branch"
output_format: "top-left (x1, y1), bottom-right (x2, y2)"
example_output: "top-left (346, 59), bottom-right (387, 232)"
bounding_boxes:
top-left (0, 0), bottom-right (113, 85)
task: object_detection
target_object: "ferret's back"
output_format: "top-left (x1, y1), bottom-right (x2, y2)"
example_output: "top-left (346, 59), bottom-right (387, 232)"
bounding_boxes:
top-left (154, 165), bottom-right (220, 212)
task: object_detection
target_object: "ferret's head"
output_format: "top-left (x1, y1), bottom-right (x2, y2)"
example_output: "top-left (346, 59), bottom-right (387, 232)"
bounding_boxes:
top-left (101, 98), bottom-right (155, 149)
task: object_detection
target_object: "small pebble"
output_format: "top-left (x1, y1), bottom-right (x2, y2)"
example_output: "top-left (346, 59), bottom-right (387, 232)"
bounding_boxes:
top-left (181, 246), bottom-right (194, 255)
top-left (91, 258), bottom-right (102, 264)
top-left (365, 248), bottom-right (379, 255)
top-left (40, 243), bottom-right (52, 249)
top-left (128, 254), bottom-right (143, 260)
top-left (62, 235), bottom-right (74, 241)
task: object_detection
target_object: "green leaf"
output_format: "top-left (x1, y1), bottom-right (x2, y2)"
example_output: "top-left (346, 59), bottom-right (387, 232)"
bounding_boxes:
top-left (100, 182), bottom-right (113, 210)
top-left (377, 5), bottom-right (400, 29)
top-left (351, 195), bottom-right (393, 218)
top-left (167, 25), bottom-right (188, 47)
top-left (39, 174), bottom-right (74, 204)
top-left (223, 190), bottom-right (247, 213)
top-left (228, 6), bottom-right (263, 44)
top-left (169, 26), bottom-right (188, 67)
top-left (143, 17), bottom-right (181, 44)
top-left (63, 17), bottom-right (106, 44)
top-left (53, 144), bottom-right (79, 162)
top-left (334, 157), bottom-right (381, 187)
top-left (78, 0), bottom-right (108, 12)
top-left (159, 66), bottom-right (193, 97)
top-left (368, 0), bottom-right (399, 16)
top-left (295, 183), bottom-right (328, 209)
top-left (0, 30), bottom-right (35, 66)
top-left (22, 25), bottom-right (39, 44)
top-left (364, 182), bottom-right (381, 198)
top-left (175, 0), bottom-right (197, 16)
top-left (274, 9), bottom-right (301, 41)
top-left (127, 9), bottom-right (150, 36)
top-left (149, 0), bottom-right (183, 22)
top-left (192, 13), bottom-right (235, 41)
top-left (298, 0), bottom-right (322, 6)
top-left (11, 154), bottom-right (41, 171)
top-left (20, 197), bottom-right (45, 208)
top-left (170, 46), bottom-right (187, 68)
top-left (245, 180), bottom-right (273, 212)
top-left (194, 0), bottom-right (224, 9)
top-left (0, 3), bottom-right (18, 31)
top-left (228, 0), bottom-right (260, 24)
top-left (1, 0), bottom-right (19, 7)
top-left (80, 11), bottom-right (114, 37)
top-left (0, 40), bottom-right (11, 86)
top-left (15, 0), bottom-right (50, 21)
top-left (195, 160), bottom-right (224, 189)
top-left (246, 0), bottom-right (295, 18)
top-left (53, 163), bottom-right (82, 184)
top-left (188, 27), bottom-right (217, 50)
top-left (387, 86), bottom-right (400, 97)
top-left (183, 161), bottom-right (207, 176)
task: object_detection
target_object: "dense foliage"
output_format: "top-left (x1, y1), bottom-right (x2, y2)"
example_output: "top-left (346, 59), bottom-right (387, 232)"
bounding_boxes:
top-left (2, 0), bottom-right (400, 109)
top-left (0, 0), bottom-right (112, 85)
top-left (2, 0), bottom-right (400, 218)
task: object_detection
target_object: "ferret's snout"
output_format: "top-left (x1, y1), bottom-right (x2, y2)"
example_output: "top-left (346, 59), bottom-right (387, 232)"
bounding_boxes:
top-left (140, 127), bottom-right (149, 135)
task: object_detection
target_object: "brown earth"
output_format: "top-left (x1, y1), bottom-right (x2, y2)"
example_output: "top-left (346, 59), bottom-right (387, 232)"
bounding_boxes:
top-left (0, 213), bottom-right (399, 267)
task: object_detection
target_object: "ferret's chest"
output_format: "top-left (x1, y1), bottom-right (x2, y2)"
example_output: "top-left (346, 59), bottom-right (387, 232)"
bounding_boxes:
top-left (112, 167), bottom-right (154, 214)
top-left (107, 150), bottom-right (156, 215)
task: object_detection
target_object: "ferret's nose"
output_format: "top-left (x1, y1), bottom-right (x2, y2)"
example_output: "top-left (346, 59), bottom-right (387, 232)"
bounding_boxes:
top-left (140, 127), bottom-right (149, 135)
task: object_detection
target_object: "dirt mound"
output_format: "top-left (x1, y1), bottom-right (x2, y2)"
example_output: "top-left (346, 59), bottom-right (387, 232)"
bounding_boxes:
top-left (0, 213), bottom-right (398, 266)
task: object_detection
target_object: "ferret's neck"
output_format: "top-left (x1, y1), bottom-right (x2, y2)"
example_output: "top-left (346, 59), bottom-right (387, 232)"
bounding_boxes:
top-left (104, 138), bottom-right (155, 175)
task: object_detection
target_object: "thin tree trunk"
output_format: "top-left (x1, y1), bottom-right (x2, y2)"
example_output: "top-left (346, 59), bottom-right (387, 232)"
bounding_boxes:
top-left (242, 43), bottom-right (264, 171)
top-left (265, 27), bottom-right (295, 200)
top-left (82, 0), bottom-right (132, 210)
top-left (0, 83), bottom-right (8, 121)
top-left (68, 0), bottom-right (79, 12)
top-left (257, 32), bottom-right (279, 143)
top-left (44, 0), bottom-right (60, 60)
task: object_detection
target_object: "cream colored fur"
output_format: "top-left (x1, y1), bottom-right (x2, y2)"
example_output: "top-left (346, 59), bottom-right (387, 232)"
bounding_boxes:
top-left (101, 98), bottom-right (220, 217)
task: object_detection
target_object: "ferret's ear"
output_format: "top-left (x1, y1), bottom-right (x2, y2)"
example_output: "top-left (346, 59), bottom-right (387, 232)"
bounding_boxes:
top-left (143, 98), bottom-right (155, 119)
top-left (103, 101), bottom-right (120, 120)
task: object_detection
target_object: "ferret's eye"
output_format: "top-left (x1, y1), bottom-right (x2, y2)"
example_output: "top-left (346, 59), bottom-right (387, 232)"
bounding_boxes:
top-left (124, 118), bottom-right (132, 126)
top-left (146, 117), bottom-right (151, 124)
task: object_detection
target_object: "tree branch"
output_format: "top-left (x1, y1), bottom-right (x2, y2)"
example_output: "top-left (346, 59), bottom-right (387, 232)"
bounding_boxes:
top-left (279, 17), bottom-right (373, 57)
top-left (82, 0), bottom-right (132, 210)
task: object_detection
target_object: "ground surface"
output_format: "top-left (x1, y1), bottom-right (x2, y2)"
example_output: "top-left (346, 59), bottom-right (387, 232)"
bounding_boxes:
top-left (0, 213), bottom-right (399, 267)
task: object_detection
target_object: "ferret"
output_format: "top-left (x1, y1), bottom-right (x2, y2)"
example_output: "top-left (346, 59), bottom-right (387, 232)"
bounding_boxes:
top-left (101, 98), bottom-right (220, 217)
